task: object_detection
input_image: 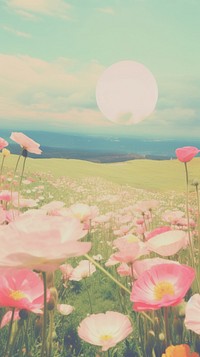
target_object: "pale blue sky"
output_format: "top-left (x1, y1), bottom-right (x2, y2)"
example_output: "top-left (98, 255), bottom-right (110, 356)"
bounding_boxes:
top-left (0, 0), bottom-right (200, 138)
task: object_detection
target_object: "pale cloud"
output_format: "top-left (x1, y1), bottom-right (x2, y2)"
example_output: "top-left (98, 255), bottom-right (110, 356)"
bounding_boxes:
top-left (1, 25), bottom-right (31, 38)
top-left (97, 7), bottom-right (115, 15)
top-left (0, 53), bottom-right (199, 135)
top-left (6, 0), bottom-right (71, 19)
top-left (0, 54), bottom-right (105, 129)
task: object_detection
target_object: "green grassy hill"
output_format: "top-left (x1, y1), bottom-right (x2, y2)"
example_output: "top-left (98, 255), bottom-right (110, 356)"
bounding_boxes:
top-left (2, 154), bottom-right (200, 192)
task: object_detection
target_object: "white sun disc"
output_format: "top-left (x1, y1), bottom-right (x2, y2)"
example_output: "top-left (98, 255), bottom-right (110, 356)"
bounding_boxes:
top-left (96, 60), bottom-right (158, 125)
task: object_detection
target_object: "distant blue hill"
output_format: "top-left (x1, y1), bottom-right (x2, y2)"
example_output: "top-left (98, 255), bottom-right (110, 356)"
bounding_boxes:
top-left (1, 129), bottom-right (200, 162)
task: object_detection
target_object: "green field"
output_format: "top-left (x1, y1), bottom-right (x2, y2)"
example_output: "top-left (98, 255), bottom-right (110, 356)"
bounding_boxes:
top-left (3, 154), bottom-right (200, 192)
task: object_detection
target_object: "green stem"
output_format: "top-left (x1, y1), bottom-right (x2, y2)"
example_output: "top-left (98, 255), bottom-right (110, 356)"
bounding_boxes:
top-left (164, 307), bottom-right (170, 347)
top-left (84, 278), bottom-right (93, 313)
top-left (41, 272), bottom-right (47, 357)
top-left (184, 163), bottom-right (200, 292)
top-left (10, 153), bottom-right (22, 208)
top-left (0, 155), bottom-right (5, 186)
top-left (19, 155), bottom-right (27, 188)
top-left (8, 320), bottom-right (23, 357)
top-left (47, 311), bottom-right (54, 357)
top-left (195, 184), bottom-right (200, 283)
top-left (4, 308), bottom-right (15, 356)
top-left (85, 254), bottom-right (153, 324)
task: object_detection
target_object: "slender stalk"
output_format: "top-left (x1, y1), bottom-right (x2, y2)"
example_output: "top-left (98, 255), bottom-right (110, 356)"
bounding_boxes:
top-left (195, 184), bottom-right (200, 282)
top-left (184, 163), bottom-right (200, 292)
top-left (41, 272), bottom-right (47, 357)
top-left (84, 278), bottom-right (93, 313)
top-left (0, 155), bottom-right (5, 187)
top-left (8, 320), bottom-right (23, 357)
top-left (85, 254), bottom-right (153, 324)
top-left (164, 307), bottom-right (170, 347)
top-left (4, 308), bottom-right (15, 356)
top-left (85, 254), bottom-right (130, 294)
top-left (19, 154), bottom-right (27, 188)
top-left (47, 311), bottom-right (54, 357)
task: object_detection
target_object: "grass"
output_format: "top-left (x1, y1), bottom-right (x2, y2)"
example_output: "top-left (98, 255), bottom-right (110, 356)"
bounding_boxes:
top-left (2, 153), bottom-right (200, 192)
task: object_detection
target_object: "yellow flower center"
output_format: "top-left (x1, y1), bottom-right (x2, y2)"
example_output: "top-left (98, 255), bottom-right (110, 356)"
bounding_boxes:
top-left (9, 290), bottom-right (27, 301)
top-left (100, 334), bottom-right (112, 342)
top-left (154, 281), bottom-right (175, 301)
top-left (126, 235), bottom-right (139, 243)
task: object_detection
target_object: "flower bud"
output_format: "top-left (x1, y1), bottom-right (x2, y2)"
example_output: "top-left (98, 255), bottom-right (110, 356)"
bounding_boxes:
top-left (2, 148), bottom-right (10, 157)
top-left (145, 330), bottom-right (155, 355)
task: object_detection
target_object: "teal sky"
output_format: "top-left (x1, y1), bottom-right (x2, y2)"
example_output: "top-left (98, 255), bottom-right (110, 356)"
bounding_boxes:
top-left (0, 0), bottom-right (200, 138)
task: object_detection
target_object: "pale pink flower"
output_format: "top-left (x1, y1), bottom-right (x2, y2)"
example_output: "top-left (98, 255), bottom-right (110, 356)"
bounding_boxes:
top-left (0, 190), bottom-right (18, 202)
top-left (0, 138), bottom-right (8, 150)
top-left (0, 208), bottom-right (6, 224)
top-left (176, 146), bottom-right (200, 163)
top-left (78, 311), bottom-right (133, 351)
top-left (134, 200), bottom-right (159, 213)
top-left (13, 198), bottom-right (38, 208)
top-left (59, 263), bottom-right (74, 281)
top-left (41, 201), bottom-right (65, 215)
top-left (105, 254), bottom-right (119, 267)
top-left (117, 263), bottom-right (131, 277)
top-left (0, 214), bottom-right (91, 271)
top-left (10, 132), bottom-right (42, 154)
top-left (57, 304), bottom-right (74, 315)
top-left (162, 210), bottom-right (184, 225)
top-left (177, 217), bottom-right (196, 228)
top-left (69, 260), bottom-right (96, 281)
top-left (132, 258), bottom-right (180, 279)
top-left (70, 203), bottom-right (98, 223)
top-left (145, 226), bottom-right (171, 241)
top-left (131, 263), bottom-right (195, 311)
top-left (5, 209), bottom-right (20, 223)
top-left (0, 310), bottom-right (20, 329)
top-left (0, 268), bottom-right (46, 313)
top-left (185, 294), bottom-right (200, 334)
top-left (146, 230), bottom-right (188, 256)
top-left (113, 235), bottom-right (148, 263)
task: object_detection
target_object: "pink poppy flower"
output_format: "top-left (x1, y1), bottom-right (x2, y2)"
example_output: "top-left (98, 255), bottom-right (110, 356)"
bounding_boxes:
top-left (70, 203), bottom-right (99, 224)
top-left (13, 198), bottom-right (38, 208)
top-left (162, 210), bottom-right (185, 225)
top-left (57, 304), bottom-right (74, 315)
top-left (69, 260), bottom-right (96, 281)
top-left (10, 132), bottom-right (42, 155)
top-left (0, 190), bottom-right (19, 203)
top-left (185, 294), bottom-right (200, 334)
top-left (117, 263), bottom-right (131, 277)
top-left (0, 138), bottom-right (8, 150)
top-left (132, 258), bottom-right (180, 279)
top-left (146, 230), bottom-right (188, 256)
top-left (78, 311), bottom-right (133, 351)
top-left (134, 200), bottom-right (159, 213)
top-left (0, 268), bottom-right (46, 313)
top-left (59, 263), bottom-right (74, 281)
top-left (0, 208), bottom-right (6, 224)
top-left (0, 214), bottom-right (91, 271)
top-left (130, 263), bottom-right (195, 311)
top-left (113, 235), bottom-right (148, 263)
top-left (176, 146), bottom-right (200, 163)
top-left (145, 226), bottom-right (171, 241)
top-left (105, 254), bottom-right (119, 267)
top-left (0, 310), bottom-right (20, 328)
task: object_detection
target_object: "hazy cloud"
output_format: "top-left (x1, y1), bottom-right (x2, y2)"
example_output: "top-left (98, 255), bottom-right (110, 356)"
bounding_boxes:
top-left (97, 7), bottom-right (115, 15)
top-left (5, 0), bottom-right (71, 19)
top-left (1, 25), bottom-right (31, 38)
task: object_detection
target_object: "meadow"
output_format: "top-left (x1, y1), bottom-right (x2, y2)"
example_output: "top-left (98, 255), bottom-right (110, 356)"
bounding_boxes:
top-left (0, 143), bottom-right (200, 357)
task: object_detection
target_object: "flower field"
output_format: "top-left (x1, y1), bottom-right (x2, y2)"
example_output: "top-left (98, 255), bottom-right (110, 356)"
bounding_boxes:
top-left (0, 134), bottom-right (200, 356)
